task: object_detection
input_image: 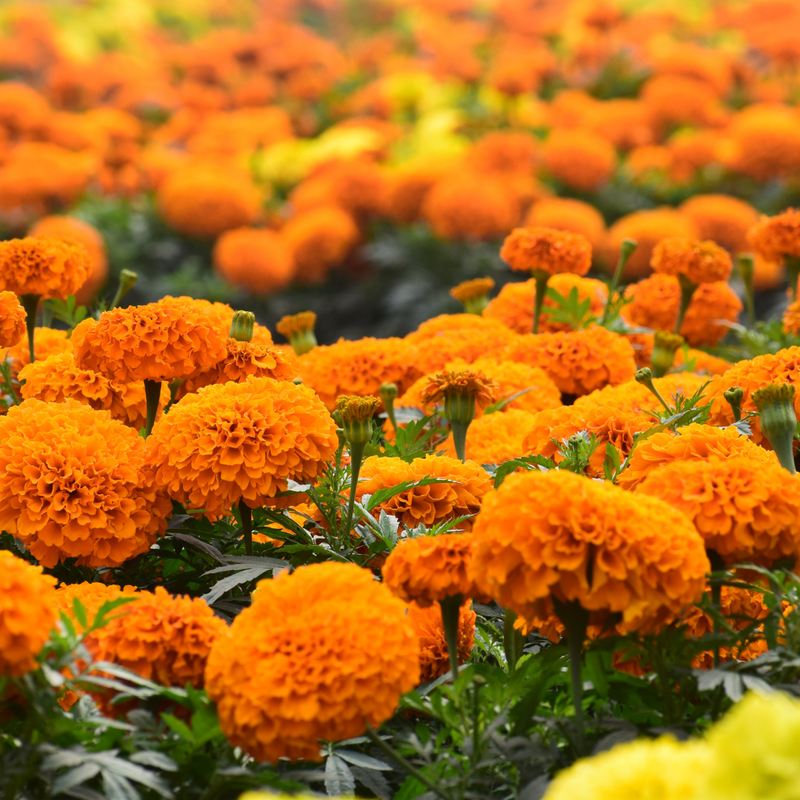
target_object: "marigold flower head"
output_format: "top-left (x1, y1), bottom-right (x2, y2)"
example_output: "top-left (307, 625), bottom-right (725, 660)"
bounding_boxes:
top-left (0, 549), bottom-right (57, 678)
top-left (408, 600), bottom-right (476, 683)
top-left (381, 160), bottom-right (452, 225)
top-left (336, 394), bottom-right (380, 423)
top-left (624, 274), bottom-right (742, 347)
top-left (149, 376), bottom-right (338, 517)
top-left (450, 277), bottom-right (495, 314)
top-left (0, 399), bottom-right (171, 567)
top-left (4, 326), bottom-right (71, 376)
top-left (54, 582), bottom-right (139, 635)
top-left (501, 226), bottom-right (592, 277)
top-left (678, 195), bottom-right (759, 255)
top-left (542, 129), bottom-right (617, 192)
top-left (727, 105), bottom-right (800, 182)
top-left (19, 351), bottom-right (171, 430)
top-left (524, 197), bottom-right (607, 250)
top-left (651, 237), bottom-right (733, 284)
top-left (405, 313), bottom-right (512, 344)
top-left (442, 408), bottom-right (538, 463)
top-left (637, 456), bottom-right (800, 567)
top-left (484, 273), bottom-right (608, 334)
top-left (205, 562), bottom-right (419, 762)
top-left (0, 290), bottom-right (26, 348)
top-left (470, 470), bottom-right (709, 634)
top-left (575, 372), bottom-right (707, 415)
top-left (618, 423), bottom-right (778, 490)
top-left (420, 368), bottom-right (497, 409)
top-left (502, 326), bottom-right (637, 397)
top-left (383, 533), bottom-right (483, 607)
top-left (467, 131), bottom-right (540, 174)
top-left (72, 297), bottom-right (228, 384)
top-left (169, 297), bottom-right (274, 347)
top-left (0, 236), bottom-right (91, 300)
top-left (642, 74), bottom-right (725, 130)
top-left (785, 302), bottom-right (800, 336)
top-left (213, 227), bottom-right (294, 295)
top-left (748, 209), bottom-right (800, 263)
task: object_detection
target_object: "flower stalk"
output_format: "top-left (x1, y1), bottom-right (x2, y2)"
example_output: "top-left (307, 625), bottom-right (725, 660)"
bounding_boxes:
top-left (143, 379), bottom-right (162, 438)
top-left (675, 273), bottom-right (698, 335)
top-left (19, 294), bottom-right (40, 364)
top-left (753, 384), bottom-right (797, 474)
top-left (439, 593), bottom-right (464, 678)
top-left (601, 238), bottom-right (637, 325)
top-left (723, 386), bottom-right (744, 422)
top-left (650, 331), bottom-right (684, 378)
top-left (277, 311), bottom-right (318, 356)
top-left (379, 382), bottom-right (398, 432)
top-left (736, 254), bottom-right (756, 328)
top-left (531, 269), bottom-right (550, 335)
top-left (239, 498), bottom-right (253, 556)
top-left (109, 269), bottom-right (138, 310)
top-left (786, 255), bottom-right (800, 303)
top-left (634, 367), bottom-right (670, 412)
top-left (553, 597), bottom-right (590, 753)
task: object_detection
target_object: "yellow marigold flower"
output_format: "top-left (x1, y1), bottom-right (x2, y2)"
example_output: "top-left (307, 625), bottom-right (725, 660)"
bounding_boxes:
top-left (149, 376), bottom-right (338, 517)
top-left (503, 327), bottom-right (637, 397)
top-left (679, 194), bottom-right (758, 255)
top-left (72, 297), bottom-right (228, 384)
top-left (4, 326), bottom-right (71, 376)
top-left (296, 337), bottom-right (420, 410)
top-left (0, 399), bottom-right (171, 568)
top-left (357, 454), bottom-right (491, 531)
top-left (0, 290), bottom-right (26, 347)
top-left (205, 562), bottom-right (420, 762)
top-left (637, 456), bottom-right (800, 567)
top-left (500, 226), bottom-right (592, 277)
top-left (212, 227), bottom-right (294, 296)
top-left (524, 197), bottom-right (606, 251)
top-left (748, 209), bottom-right (800, 263)
top-left (624, 274), bottom-right (742, 347)
top-left (651, 237), bottom-right (733, 284)
top-left (618, 423), bottom-right (779, 490)
top-left (470, 470), bottom-right (709, 634)
top-left (19, 351), bottom-right (171, 430)
top-left (542, 129), bottom-right (617, 192)
top-left (0, 236), bottom-right (90, 299)
top-left (0, 549), bottom-right (57, 678)
top-left (383, 533), bottom-right (483, 607)
top-left (484, 274), bottom-right (608, 334)
top-left (408, 600), bottom-right (476, 683)
top-left (443, 408), bottom-right (538, 464)
top-left (450, 277), bottom-right (495, 315)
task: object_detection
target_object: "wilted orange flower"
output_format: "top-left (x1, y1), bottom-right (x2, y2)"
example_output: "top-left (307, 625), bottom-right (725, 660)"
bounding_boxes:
top-left (748, 209), bottom-right (800, 263)
top-left (282, 206), bottom-right (360, 285)
top-left (0, 291), bottom-right (26, 347)
top-left (618, 423), bottom-right (779, 490)
top-left (636, 456), bottom-right (800, 567)
top-left (542, 129), bottom-right (616, 192)
top-left (484, 273), bottom-right (607, 334)
top-left (442, 408), bottom-right (538, 463)
top-left (213, 227), bottom-right (294, 295)
top-left (4, 326), bottom-right (71, 375)
top-left (296, 336), bottom-right (420, 409)
top-left (420, 368), bottom-right (497, 409)
top-left (205, 562), bottom-right (419, 762)
top-left (72, 297), bottom-right (228, 383)
top-left (408, 600), bottom-right (476, 683)
top-left (470, 470), bottom-right (709, 634)
top-left (383, 533), bottom-right (483, 607)
top-left (524, 197), bottom-right (606, 250)
top-left (0, 399), bottom-right (171, 567)
top-left (679, 195), bottom-right (759, 255)
top-left (0, 236), bottom-right (90, 299)
top-left (503, 326), bottom-right (637, 397)
top-left (0, 549), bottom-right (57, 678)
top-left (19, 351), bottom-right (171, 429)
top-left (651, 237), bottom-right (733, 284)
top-left (624, 274), bottom-right (742, 346)
top-left (149, 376), bottom-right (338, 517)
top-left (357, 454), bottom-right (491, 531)
top-left (501, 226), bottom-right (592, 277)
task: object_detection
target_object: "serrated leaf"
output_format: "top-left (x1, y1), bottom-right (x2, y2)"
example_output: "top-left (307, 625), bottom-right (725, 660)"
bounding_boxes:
top-left (350, 765), bottom-right (392, 800)
top-left (52, 763), bottom-right (102, 793)
top-left (101, 770), bottom-right (139, 800)
top-left (335, 749), bottom-right (392, 771)
top-left (161, 713), bottom-right (194, 742)
top-left (129, 752), bottom-right (178, 771)
top-left (325, 754), bottom-right (356, 797)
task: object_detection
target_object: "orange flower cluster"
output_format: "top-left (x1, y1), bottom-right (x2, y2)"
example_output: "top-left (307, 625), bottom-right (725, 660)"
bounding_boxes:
top-left (408, 324), bottom-right (517, 375)
top-left (0, 400), bottom-right (171, 567)
top-left (574, 373), bottom-right (707, 416)
top-left (748, 209), bottom-right (800, 262)
top-left (650, 237), bottom-right (733, 284)
top-left (500, 226), bottom-right (592, 276)
top-left (0, 236), bottom-right (90, 299)
top-left (408, 600), bottom-right (476, 682)
top-left (54, 582), bottom-right (139, 635)
top-left (0, 290), bottom-right (26, 348)
top-left (443, 408), bottom-right (538, 463)
top-left (205, 562), bottom-right (419, 762)
top-left (4, 326), bottom-right (71, 375)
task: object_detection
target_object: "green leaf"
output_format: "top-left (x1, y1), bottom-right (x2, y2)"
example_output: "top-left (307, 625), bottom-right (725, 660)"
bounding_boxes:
top-left (162, 713), bottom-right (194, 743)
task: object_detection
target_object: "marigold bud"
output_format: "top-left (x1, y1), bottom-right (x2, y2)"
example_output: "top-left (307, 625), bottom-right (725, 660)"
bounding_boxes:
top-left (336, 394), bottom-right (380, 446)
top-left (723, 386), bottom-right (744, 422)
top-left (450, 277), bottom-right (495, 315)
top-left (379, 381), bottom-right (398, 431)
top-left (752, 383), bottom-right (798, 473)
top-left (110, 269), bottom-right (138, 309)
top-left (229, 310), bottom-right (255, 343)
top-left (276, 311), bottom-right (317, 355)
top-left (651, 331), bottom-right (684, 378)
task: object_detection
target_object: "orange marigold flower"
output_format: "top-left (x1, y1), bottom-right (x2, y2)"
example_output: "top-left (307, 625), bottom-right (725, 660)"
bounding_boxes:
top-left (420, 368), bottom-right (497, 409)
top-left (748, 209), bottom-right (800, 263)
top-left (381, 160), bottom-right (452, 225)
top-left (29, 216), bottom-right (108, 304)
top-left (624, 274), bottom-right (742, 347)
top-left (675, 347), bottom-right (733, 375)
top-left (502, 326), bottom-right (637, 397)
top-left (149, 376), bottom-right (338, 517)
top-left (0, 236), bottom-right (90, 299)
top-left (641, 74), bottom-right (724, 131)
top-left (636, 456), bottom-right (800, 567)
top-left (470, 470), bottom-right (709, 634)
top-left (411, 325), bottom-right (518, 375)
top-left (296, 337), bottom-right (420, 410)
top-left (382, 533), bottom-right (482, 607)
top-left (484, 273), bottom-right (608, 334)
top-left (212, 227), bottom-right (294, 295)
top-left (726, 105), bottom-right (800, 182)
top-left (19, 351), bottom-right (171, 430)
top-left (0, 399), bottom-right (171, 567)
top-left (169, 296), bottom-right (273, 347)
top-left (4, 326), bottom-right (71, 376)
top-left (408, 600), bottom-right (476, 683)
top-left (618, 423), bottom-right (778, 490)
top-left (542, 129), bottom-right (616, 192)
top-left (501, 226), bottom-right (592, 277)
top-left (205, 562), bottom-right (419, 762)
top-left (54, 582), bottom-right (139, 635)
top-left (678, 195), bottom-right (759, 255)
top-left (357, 454), bottom-right (491, 531)
top-left (0, 291), bottom-right (26, 347)
top-left (574, 373), bottom-right (707, 416)
top-left (442, 408), bottom-right (538, 463)
top-left (650, 237), bottom-right (733, 284)
top-left (405, 312), bottom-right (513, 344)
top-left (467, 131), bottom-right (540, 174)
top-left (72, 297), bottom-right (227, 383)
top-left (784, 301), bottom-right (800, 336)
top-left (0, 549), bottom-right (57, 678)
top-left (450, 277), bottom-right (495, 313)
top-left (524, 197), bottom-right (606, 251)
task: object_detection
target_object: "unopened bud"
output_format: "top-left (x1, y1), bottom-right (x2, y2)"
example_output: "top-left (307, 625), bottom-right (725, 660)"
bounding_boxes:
top-left (229, 310), bottom-right (255, 342)
top-left (336, 395), bottom-right (380, 446)
top-left (753, 383), bottom-right (797, 474)
top-left (723, 386), bottom-right (744, 422)
top-left (651, 331), bottom-right (684, 378)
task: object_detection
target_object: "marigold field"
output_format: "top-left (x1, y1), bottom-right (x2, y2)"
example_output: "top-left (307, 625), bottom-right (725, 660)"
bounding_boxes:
top-left (7, 1), bottom-right (800, 799)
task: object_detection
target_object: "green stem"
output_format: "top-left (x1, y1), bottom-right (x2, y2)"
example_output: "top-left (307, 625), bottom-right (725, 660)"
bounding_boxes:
top-left (532, 271), bottom-right (550, 335)
top-left (601, 238), bottom-right (637, 325)
top-left (344, 440), bottom-right (366, 534)
top-left (708, 550), bottom-right (725, 669)
top-left (450, 419), bottom-right (469, 462)
top-left (143, 379), bottom-right (162, 437)
top-left (239, 499), bottom-right (253, 556)
top-left (20, 294), bottom-right (40, 364)
top-left (439, 594), bottom-right (464, 678)
top-left (675, 275), bottom-right (698, 335)
top-left (650, 639), bottom-right (677, 725)
top-left (554, 597), bottom-right (590, 753)
top-left (737, 254), bottom-right (756, 328)
top-left (503, 608), bottom-right (526, 675)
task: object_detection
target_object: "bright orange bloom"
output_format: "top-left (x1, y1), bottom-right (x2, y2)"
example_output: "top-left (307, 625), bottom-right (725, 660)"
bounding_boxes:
top-left (0, 291), bottom-right (26, 348)
top-left (169, 296), bottom-right (274, 346)
top-left (524, 197), bottom-right (606, 250)
top-left (54, 582), bottom-right (139, 635)
top-left (726, 105), bottom-right (800, 182)
top-left (4, 326), bottom-right (71, 376)
top-left (408, 600), bottom-right (476, 683)
top-left (0, 400), bottom-right (171, 567)
top-left (501, 226), bottom-right (592, 277)
top-left (678, 195), bottom-right (758, 255)
top-left (636, 456), bottom-right (800, 567)
top-left (382, 160), bottom-right (452, 225)
top-left (575, 372), bottom-right (707, 413)
top-left (420, 368), bottom-right (497, 409)
top-left (442, 408), bottom-right (538, 463)
top-left (748, 209), bottom-right (800, 263)
top-left (542, 129), bottom-right (616, 192)
top-left (148, 376), bottom-right (338, 517)
top-left (650, 237), bottom-right (733, 284)
top-left (618, 423), bottom-right (779, 490)
top-left (205, 562), bottom-right (419, 762)
top-left (405, 313), bottom-right (512, 344)
top-left (19, 351), bottom-right (171, 429)
top-left (0, 549), bottom-right (57, 678)
top-left (784, 301), bottom-right (800, 336)
top-left (408, 324), bottom-right (517, 376)
top-left (213, 228), bottom-right (294, 295)
top-left (470, 470), bottom-right (709, 634)
top-left (72, 297), bottom-right (227, 383)
top-left (0, 236), bottom-right (90, 299)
